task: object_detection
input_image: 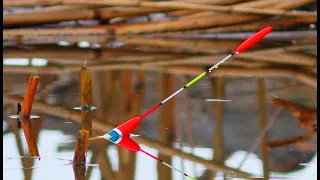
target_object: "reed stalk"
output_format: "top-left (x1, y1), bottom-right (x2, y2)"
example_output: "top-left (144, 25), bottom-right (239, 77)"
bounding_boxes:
top-left (6, 0), bottom-right (314, 17)
top-left (172, 17), bottom-right (317, 34)
top-left (174, 0), bottom-right (247, 5)
top-left (209, 77), bottom-right (225, 178)
top-left (20, 76), bottom-right (40, 157)
top-left (4, 7), bottom-right (171, 27)
top-left (265, 133), bottom-right (314, 149)
top-left (232, 0), bottom-right (283, 8)
top-left (4, 66), bottom-right (317, 88)
top-left (157, 73), bottom-right (175, 180)
top-left (3, 47), bottom-right (179, 61)
top-left (3, 0), bottom-right (314, 37)
top-left (257, 78), bottom-right (269, 180)
top-left (73, 129), bottom-right (89, 164)
top-left (178, 75), bottom-right (197, 176)
top-left (236, 49), bottom-right (317, 67)
top-left (168, 9), bottom-right (201, 17)
top-left (115, 36), bottom-right (240, 54)
top-left (272, 0), bottom-right (316, 10)
top-left (80, 66), bottom-right (93, 136)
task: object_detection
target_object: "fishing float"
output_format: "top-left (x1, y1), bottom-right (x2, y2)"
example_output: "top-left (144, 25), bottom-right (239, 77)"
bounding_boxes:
top-left (93, 26), bottom-right (273, 180)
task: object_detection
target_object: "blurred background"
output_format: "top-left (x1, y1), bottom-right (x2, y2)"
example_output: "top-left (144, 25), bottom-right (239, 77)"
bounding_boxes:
top-left (3, 0), bottom-right (317, 179)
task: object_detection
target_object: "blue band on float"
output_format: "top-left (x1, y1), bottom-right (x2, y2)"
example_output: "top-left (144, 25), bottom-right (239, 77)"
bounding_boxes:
top-left (108, 130), bottom-right (120, 143)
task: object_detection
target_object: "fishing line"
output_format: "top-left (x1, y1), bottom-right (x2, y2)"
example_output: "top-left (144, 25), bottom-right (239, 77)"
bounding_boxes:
top-left (140, 149), bottom-right (197, 180)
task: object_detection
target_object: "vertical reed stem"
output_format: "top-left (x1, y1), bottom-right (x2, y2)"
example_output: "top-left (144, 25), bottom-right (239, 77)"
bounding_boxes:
top-left (257, 78), bottom-right (269, 180)
top-left (20, 76), bottom-right (40, 157)
top-left (80, 66), bottom-right (93, 136)
top-left (73, 129), bottom-right (89, 164)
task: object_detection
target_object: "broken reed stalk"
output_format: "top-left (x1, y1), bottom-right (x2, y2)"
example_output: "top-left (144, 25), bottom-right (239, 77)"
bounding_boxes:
top-left (20, 76), bottom-right (40, 157)
top-left (80, 65), bottom-right (93, 136)
top-left (73, 129), bottom-right (89, 164)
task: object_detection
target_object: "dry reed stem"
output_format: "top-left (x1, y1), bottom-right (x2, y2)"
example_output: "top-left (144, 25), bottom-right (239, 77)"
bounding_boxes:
top-left (115, 71), bottom-right (133, 180)
top-left (3, 30), bottom-right (316, 46)
top-left (157, 16), bottom-right (317, 34)
top-left (74, 1), bottom-right (308, 17)
top-left (6, 0), bottom-right (314, 17)
top-left (115, 36), bottom-right (240, 54)
top-left (97, 146), bottom-right (115, 179)
top-left (89, 71), bottom-right (115, 180)
top-left (122, 70), bottom-right (132, 109)
top-left (80, 66), bottom-right (93, 136)
top-left (150, 31), bottom-right (316, 41)
top-left (175, 94), bottom-right (186, 179)
top-left (272, 0), bottom-right (315, 10)
top-left (3, 47), bottom-right (179, 61)
top-left (3, 0), bottom-right (314, 38)
top-left (265, 133), bottom-right (315, 149)
top-left (4, 7), bottom-right (171, 26)
top-left (157, 73), bottom-right (175, 180)
top-left (168, 9), bottom-right (201, 16)
top-left (3, 14), bottom-right (260, 36)
top-left (232, 0), bottom-right (283, 8)
top-left (175, 0), bottom-right (247, 5)
top-left (112, 14), bottom-right (258, 34)
top-left (257, 78), bottom-right (269, 179)
top-left (177, 75), bottom-right (197, 176)
top-left (272, 98), bottom-right (317, 114)
top-left (237, 49), bottom-right (317, 67)
top-left (309, 87), bottom-right (317, 108)
top-left (4, 44), bottom-right (316, 65)
top-left (73, 129), bottom-right (89, 164)
top-left (272, 98), bottom-right (317, 132)
top-left (7, 107), bottom-right (42, 179)
top-left (267, 83), bottom-right (306, 93)
top-left (4, 94), bottom-right (252, 178)
top-left (3, 0), bottom-right (138, 7)
top-left (234, 0), bottom-right (314, 10)
top-left (3, 66), bottom-right (317, 88)
top-left (209, 77), bottom-right (225, 178)
top-left (20, 76), bottom-right (40, 157)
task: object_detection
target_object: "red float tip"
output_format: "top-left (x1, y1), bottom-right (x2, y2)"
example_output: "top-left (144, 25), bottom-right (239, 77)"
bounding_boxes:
top-left (233, 26), bottom-right (272, 54)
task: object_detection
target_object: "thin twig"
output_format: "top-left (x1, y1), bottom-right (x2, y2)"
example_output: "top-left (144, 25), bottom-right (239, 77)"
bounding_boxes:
top-left (237, 107), bottom-right (282, 170)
